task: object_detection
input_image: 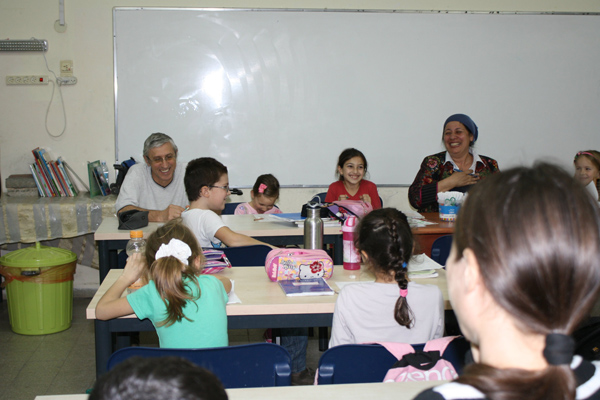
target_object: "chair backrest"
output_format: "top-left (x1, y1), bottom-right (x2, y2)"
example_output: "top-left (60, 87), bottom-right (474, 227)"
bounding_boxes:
top-left (221, 245), bottom-right (273, 267)
top-left (222, 202), bottom-right (241, 215)
top-left (317, 337), bottom-right (469, 385)
top-left (431, 234), bottom-right (453, 266)
top-left (107, 343), bottom-right (291, 388)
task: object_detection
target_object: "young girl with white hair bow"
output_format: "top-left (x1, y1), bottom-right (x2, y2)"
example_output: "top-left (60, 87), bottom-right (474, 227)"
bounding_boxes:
top-left (96, 218), bottom-right (232, 348)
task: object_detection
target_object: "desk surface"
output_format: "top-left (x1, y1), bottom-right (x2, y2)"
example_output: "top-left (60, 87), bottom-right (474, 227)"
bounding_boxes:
top-left (94, 214), bottom-right (343, 241)
top-left (86, 265), bottom-right (450, 320)
top-left (35, 380), bottom-right (443, 400)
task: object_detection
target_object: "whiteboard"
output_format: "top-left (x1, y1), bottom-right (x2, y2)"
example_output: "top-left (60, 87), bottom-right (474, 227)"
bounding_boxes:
top-left (114, 9), bottom-right (600, 186)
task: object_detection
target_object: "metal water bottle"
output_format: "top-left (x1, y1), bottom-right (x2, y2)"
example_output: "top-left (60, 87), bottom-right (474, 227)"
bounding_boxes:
top-left (304, 202), bottom-right (323, 249)
top-left (342, 216), bottom-right (361, 270)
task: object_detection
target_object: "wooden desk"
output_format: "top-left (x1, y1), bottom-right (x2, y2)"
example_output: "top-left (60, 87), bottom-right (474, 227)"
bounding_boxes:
top-left (88, 266), bottom-right (449, 377)
top-left (94, 214), bottom-right (343, 282)
top-left (413, 213), bottom-right (455, 256)
top-left (35, 380), bottom-right (443, 400)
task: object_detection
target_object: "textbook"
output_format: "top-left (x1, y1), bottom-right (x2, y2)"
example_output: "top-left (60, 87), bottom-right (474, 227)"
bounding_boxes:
top-left (279, 278), bottom-right (335, 297)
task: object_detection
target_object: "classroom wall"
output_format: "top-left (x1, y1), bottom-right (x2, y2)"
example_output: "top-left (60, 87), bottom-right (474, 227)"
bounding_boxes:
top-left (1, 0), bottom-right (598, 212)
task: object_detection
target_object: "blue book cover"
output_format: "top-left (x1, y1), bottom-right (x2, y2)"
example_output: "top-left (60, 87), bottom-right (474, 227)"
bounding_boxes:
top-left (278, 278), bottom-right (335, 297)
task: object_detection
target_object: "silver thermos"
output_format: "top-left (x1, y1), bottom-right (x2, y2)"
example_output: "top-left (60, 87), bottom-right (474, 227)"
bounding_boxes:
top-left (304, 202), bottom-right (323, 249)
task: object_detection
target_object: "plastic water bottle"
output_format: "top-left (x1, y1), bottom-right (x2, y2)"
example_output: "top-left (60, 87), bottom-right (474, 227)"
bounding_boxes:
top-left (342, 216), bottom-right (361, 270)
top-left (126, 230), bottom-right (146, 292)
top-left (126, 230), bottom-right (146, 256)
top-left (304, 203), bottom-right (323, 250)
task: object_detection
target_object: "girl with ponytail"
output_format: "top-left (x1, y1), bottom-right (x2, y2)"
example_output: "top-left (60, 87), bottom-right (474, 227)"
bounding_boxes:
top-left (414, 163), bottom-right (600, 400)
top-left (96, 218), bottom-right (232, 348)
top-left (329, 208), bottom-right (444, 347)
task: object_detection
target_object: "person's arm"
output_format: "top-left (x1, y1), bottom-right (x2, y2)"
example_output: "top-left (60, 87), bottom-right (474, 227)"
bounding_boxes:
top-left (118, 204), bottom-right (185, 223)
top-left (324, 182), bottom-right (339, 203)
top-left (214, 226), bottom-right (275, 248)
top-left (329, 294), bottom-right (354, 347)
top-left (214, 275), bottom-right (232, 293)
top-left (408, 157), bottom-right (440, 210)
top-left (95, 253), bottom-right (145, 320)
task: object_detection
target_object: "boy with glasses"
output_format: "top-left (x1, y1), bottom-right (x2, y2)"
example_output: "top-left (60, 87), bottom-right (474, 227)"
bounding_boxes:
top-left (182, 157), bottom-right (272, 249)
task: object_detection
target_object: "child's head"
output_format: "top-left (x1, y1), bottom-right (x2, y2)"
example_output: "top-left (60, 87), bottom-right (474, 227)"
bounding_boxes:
top-left (145, 218), bottom-right (205, 327)
top-left (145, 218), bottom-right (203, 267)
top-left (451, 163), bottom-right (600, 396)
top-left (89, 356), bottom-right (227, 400)
top-left (573, 150), bottom-right (600, 187)
top-left (335, 148), bottom-right (368, 183)
top-left (185, 157), bottom-right (230, 209)
top-left (250, 174), bottom-right (280, 214)
top-left (355, 208), bottom-right (414, 327)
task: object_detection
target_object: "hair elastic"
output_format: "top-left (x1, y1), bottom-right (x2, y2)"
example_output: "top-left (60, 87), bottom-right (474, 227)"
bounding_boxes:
top-left (155, 238), bottom-right (191, 265)
top-left (543, 333), bottom-right (575, 366)
top-left (258, 183), bottom-right (267, 194)
top-left (400, 288), bottom-right (408, 298)
top-left (402, 262), bottom-right (407, 269)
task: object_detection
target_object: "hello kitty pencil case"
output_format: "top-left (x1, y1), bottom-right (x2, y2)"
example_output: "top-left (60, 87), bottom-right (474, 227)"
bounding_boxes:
top-left (265, 248), bottom-right (333, 282)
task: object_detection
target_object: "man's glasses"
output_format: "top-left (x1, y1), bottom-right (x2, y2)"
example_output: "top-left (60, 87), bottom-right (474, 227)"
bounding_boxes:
top-left (150, 154), bottom-right (175, 164)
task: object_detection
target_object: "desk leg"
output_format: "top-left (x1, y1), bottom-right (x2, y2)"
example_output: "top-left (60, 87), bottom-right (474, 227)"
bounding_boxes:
top-left (95, 320), bottom-right (111, 377)
top-left (98, 240), bottom-right (109, 283)
top-left (318, 327), bottom-right (329, 351)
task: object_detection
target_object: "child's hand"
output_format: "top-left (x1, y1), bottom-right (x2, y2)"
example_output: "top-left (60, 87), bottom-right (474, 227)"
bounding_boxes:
top-left (122, 252), bottom-right (146, 284)
top-left (360, 194), bottom-right (372, 204)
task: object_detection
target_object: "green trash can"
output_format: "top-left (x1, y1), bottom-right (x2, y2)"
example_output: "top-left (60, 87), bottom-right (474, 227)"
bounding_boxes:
top-left (0, 242), bottom-right (77, 335)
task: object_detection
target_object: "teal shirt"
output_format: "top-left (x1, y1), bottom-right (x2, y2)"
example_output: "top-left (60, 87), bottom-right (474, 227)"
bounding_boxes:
top-left (127, 275), bottom-right (228, 348)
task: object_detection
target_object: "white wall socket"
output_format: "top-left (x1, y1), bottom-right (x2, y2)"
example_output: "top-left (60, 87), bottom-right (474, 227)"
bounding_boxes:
top-left (57, 76), bottom-right (77, 85)
top-left (6, 75), bottom-right (49, 85)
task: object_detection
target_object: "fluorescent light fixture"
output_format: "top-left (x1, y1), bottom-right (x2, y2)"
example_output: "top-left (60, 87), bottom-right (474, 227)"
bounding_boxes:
top-left (0, 40), bottom-right (48, 52)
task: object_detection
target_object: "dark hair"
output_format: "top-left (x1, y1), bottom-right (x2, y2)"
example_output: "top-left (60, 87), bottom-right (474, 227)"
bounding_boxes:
top-left (143, 132), bottom-right (178, 158)
top-left (184, 158), bottom-right (228, 202)
top-left (145, 218), bottom-right (204, 327)
top-left (89, 356), bottom-right (228, 400)
top-left (252, 174), bottom-right (280, 199)
top-left (355, 208), bottom-right (414, 327)
top-left (335, 148), bottom-right (368, 181)
top-left (453, 163), bottom-right (600, 400)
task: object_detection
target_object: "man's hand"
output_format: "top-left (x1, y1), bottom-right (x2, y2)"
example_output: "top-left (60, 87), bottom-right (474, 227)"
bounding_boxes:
top-left (150, 204), bottom-right (185, 222)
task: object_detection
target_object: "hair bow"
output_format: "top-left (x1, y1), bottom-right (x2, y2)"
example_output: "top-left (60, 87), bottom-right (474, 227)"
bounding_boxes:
top-left (258, 183), bottom-right (267, 194)
top-left (155, 238), bottom-right (191, 265)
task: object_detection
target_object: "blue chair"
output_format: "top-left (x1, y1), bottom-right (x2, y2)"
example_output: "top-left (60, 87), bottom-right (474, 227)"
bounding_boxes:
top-left (221, 244), bottom-right (273, 267)
top-left (431, 235), bottom-right (453, 266)
top-left (222, 202), bottom-right (241, 215)
top-left (106, 343), bottom-right (292, 388)
top-left (316, 337), bottom-right (469, 385)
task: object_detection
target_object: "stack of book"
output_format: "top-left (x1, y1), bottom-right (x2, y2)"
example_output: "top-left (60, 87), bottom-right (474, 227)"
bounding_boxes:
top-left (30, 148), bottom-right (79, 197)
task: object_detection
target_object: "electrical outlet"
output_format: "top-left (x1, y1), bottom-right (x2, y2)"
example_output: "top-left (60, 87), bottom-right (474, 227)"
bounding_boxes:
top-left (56, 76), bottom-right (77, 85)
top-left (6, 75), bottom-right (49, 85)
top-left (60, 60), bottom-right (73, 77)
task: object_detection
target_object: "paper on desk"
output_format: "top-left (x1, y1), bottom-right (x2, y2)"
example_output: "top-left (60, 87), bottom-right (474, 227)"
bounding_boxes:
top-left (408, 254), bottom-right (443, 271)
top-left (227, 280), bottom-right (242, 304)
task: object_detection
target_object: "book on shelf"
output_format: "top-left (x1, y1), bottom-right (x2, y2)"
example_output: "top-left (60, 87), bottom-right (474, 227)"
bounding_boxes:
top-left (88, 160), bottom-right (111, 197)
top-left (29, 148), bottom-right (80, 197)
top-left (278, 278), bottom-right (335, 297)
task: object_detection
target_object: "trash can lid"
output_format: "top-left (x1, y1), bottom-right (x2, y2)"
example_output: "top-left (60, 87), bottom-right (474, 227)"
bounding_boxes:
top-left (0, 242), bottom-right (77, 268)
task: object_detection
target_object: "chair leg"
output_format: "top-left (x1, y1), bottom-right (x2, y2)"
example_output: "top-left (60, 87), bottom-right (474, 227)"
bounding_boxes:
top-left (318, 327), bottom-right (329, 351)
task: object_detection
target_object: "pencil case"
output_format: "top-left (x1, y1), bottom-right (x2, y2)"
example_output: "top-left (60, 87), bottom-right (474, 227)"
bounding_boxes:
top-left (265, 248), bottom-right (333, 282)
top-left (202, 249), bottom-right (232, 274)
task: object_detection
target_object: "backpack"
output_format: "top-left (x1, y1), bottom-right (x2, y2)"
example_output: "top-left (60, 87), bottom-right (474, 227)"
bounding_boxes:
top-left (327, 200), bottom-right (373, 222)
top-left (110, 157), bottom-right (137, 195)
top-left (380, 336), bottom-right (462, 382)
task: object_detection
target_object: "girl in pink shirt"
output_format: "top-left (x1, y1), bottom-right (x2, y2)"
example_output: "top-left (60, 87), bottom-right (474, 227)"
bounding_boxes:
top-left (234, 174), bottom-right (283, 215)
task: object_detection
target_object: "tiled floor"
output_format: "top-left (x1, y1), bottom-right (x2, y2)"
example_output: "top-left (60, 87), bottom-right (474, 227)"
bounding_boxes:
top-left (0, 295), bottom-right (324, 400)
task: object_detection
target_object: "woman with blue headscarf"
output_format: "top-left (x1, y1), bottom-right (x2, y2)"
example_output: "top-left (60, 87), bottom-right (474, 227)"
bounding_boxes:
top-left (408, 114), bottom-right (499, 213)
